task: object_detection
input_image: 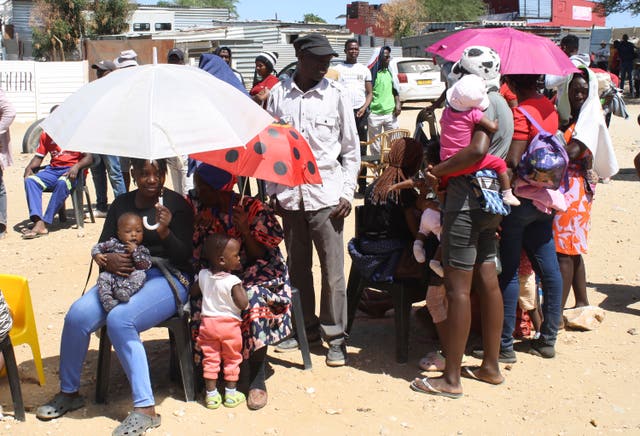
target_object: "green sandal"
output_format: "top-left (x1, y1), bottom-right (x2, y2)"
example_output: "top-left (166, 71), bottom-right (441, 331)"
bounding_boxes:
top-left (224, 391), bottom-right (246, 408)
top-left (112, 411), bottom-right (161, 436)
top-left (205, 392), bottom-right (222, 409)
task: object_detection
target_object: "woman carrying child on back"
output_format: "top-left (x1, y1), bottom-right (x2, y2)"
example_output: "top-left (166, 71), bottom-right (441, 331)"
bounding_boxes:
top-left (192, 233), bottom-right (249, 409)
top-left (438, 73), bottom-right (520, 206)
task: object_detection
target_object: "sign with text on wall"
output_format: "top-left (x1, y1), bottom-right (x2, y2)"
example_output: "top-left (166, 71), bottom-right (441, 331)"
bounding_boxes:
top-left (572, 5), bottom-right (592, 21)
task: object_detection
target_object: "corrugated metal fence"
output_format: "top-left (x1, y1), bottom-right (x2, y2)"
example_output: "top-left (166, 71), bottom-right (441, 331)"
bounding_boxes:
top-left (0, 61), bottom-right (88, 122)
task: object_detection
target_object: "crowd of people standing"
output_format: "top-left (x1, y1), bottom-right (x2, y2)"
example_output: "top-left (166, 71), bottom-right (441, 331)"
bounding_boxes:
top-left (0, 30), bottom-right (630, 434)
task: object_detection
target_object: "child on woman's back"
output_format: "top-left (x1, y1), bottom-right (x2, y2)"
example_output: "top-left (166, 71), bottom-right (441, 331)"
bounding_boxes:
top-left (191, 233), bottom-right (248, 409)
top-left (91, 212), bottom-right (152, 312)
top-left (440, 74), bottom-right (520, 206)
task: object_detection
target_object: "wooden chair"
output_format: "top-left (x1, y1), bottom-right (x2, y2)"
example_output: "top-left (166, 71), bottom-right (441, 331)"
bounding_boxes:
top-left (359, 128), bottom-right (411, 182)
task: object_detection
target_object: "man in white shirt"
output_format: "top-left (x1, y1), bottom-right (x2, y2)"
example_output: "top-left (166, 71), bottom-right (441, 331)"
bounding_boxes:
top-left (334, 39), bottom-right (372, 195)
top-left (266, 34), bottom-right (360, 367)
top-left (593, 41), bottom-right (610, 70)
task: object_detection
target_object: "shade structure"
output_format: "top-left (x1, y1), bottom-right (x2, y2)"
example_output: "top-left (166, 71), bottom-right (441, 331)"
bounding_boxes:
top-left (426, 27), bottom-right (579, 75)
top-left (39, 64), bottom-right (274, 159)
top-left (190, 120), bottom-right (322, 187)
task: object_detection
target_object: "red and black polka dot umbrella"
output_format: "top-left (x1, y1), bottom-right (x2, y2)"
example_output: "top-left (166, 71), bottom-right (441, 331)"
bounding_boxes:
top-left (191, 120), bottom-right (322, 187)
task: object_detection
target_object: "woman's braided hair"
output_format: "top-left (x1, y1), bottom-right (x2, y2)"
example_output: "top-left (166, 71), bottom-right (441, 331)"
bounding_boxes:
top-left (370, 137), bottom-right (424, 204)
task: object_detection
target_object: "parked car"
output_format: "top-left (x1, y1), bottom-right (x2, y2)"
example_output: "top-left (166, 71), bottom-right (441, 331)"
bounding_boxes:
top-left (276, 59), bottom-right (343, 81)
top-left (388, 57), bottom-right (445, 105)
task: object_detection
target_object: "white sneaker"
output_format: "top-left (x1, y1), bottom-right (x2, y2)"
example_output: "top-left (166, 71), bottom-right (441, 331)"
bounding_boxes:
top-left (94, 210), bottom-right (108, 218)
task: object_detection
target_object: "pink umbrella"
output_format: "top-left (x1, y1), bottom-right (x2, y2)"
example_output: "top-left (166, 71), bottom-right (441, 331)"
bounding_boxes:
top-left (426, 27), bottom-right (578, 75)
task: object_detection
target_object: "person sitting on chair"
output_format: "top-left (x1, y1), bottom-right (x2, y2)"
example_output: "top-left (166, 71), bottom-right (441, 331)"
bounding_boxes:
top-left (22, 107), bottom-right (93, 239)
top-left (36, 158), bottom-right (194, 436)
top-left (350, 137), bottom-right (432, 316)
top-left (188, 163), bottom-right (292, 411)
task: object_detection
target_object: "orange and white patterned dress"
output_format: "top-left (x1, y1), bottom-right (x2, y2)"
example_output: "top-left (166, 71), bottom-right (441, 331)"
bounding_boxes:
top-left (553, 125), bottom-right (596, 255)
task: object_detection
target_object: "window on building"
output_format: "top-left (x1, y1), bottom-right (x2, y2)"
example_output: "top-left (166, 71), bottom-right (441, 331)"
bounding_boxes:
top-left (287, 34), bottom-right (299, 44)
top-left (133, 23), bottom-right (150, 32)
top-left (155, 23), bottom-right (172, 31)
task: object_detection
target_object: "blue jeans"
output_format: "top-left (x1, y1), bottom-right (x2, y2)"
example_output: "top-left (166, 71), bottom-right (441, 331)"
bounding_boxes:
top-left (499, 198), bottom-right (562, 350)
top-left (59, 268), bottom-right (187, 407)
top-left (24, 166), bottom-right (76, 224)
top-left (91, 155), bottom-right (125, 212)
top-left (619, 61), bottom-right (633, 94)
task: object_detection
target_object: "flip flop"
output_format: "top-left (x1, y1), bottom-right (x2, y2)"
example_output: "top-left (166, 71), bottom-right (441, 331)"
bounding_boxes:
top-left (21, 230), bottom-right (48, 239)
top-left (36, 393), bottom-right (85, 420)
top-left (410, 377), bottom-right (463, 399)
top-left (112, 411), bottom-right (161, 436)
top-left (461, 366), bottom-right (505, 385)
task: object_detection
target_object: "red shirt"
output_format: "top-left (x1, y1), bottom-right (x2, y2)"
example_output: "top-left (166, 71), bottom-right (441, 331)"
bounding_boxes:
top-left (36, 132), bottom-right (84, 168)
top-left (500, 83), bottom-right (517, 105)
top-left (512, 95), bottom-right (558, 142)
top-left (249, 74), bottom-right (279, 96)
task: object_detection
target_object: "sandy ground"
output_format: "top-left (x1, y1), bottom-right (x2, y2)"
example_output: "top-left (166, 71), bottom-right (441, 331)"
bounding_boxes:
top-left (1, 100), bottom-right (640, 436)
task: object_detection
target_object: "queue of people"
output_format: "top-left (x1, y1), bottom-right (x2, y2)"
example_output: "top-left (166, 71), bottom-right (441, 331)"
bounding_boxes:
top-left (0, 32), bottom-right (624, 434)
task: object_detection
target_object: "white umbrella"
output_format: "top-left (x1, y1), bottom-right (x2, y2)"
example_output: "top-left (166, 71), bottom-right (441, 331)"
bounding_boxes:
top-left (39, 63), bottom-right (274, 160)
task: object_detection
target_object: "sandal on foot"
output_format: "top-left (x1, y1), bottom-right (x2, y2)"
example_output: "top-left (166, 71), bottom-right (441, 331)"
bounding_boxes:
top-left (205, 392), bottom-right (222, 409)
top-left (112, 411), bottom-right (161, 436)
top-left (410, 377), bottom-right (462, 399)
top-left (21, 229), bottom-right (48, 239)
top-left (461, 366), bottom-right (505, 385)
top-left (224, 391), bottom-right (246, 408)
top-left (36, 393), bottom-right (85, 420)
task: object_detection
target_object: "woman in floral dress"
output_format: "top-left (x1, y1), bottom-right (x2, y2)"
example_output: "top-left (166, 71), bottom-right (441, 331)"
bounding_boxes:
top-left (553, 67), bottom-right (618, 311)
top-left (189, 163), bottom-right (292, 410)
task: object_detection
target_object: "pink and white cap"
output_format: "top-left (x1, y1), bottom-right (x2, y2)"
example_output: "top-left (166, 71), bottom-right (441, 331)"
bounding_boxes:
top-left (445, 74), bottom-right (490, 112)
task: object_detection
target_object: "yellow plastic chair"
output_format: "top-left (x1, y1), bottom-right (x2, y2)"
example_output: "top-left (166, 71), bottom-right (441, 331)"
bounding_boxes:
top-left (0, 274), bottom-right (45, 385)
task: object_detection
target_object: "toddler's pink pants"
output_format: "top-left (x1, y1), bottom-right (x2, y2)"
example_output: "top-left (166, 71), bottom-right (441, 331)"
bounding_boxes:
top-left (197, 316), bottom-right (242, 382)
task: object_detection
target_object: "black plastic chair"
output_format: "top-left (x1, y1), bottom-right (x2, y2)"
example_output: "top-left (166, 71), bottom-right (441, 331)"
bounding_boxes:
top-left (289, 287), bottom-right (312, 370)
top-left (346, 205), bottom-right (433, 364)
top-left (95, 312), bottom-right (195, 403)
top-left (0, 336), bottom-right (26, 421)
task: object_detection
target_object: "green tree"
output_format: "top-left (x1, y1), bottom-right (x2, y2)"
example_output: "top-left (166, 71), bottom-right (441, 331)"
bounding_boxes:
top-left (595, 0), bottom-right (640, 15)
top-left (303, 13), bottom-right (327, 23)
top-left (421, 0), bottom-right (486, 21)
top-left (171, 0), bottom-right (238, 14)
top-left (31, 0), bottom-right (87, 60)
top-left (377, 0), bottom-right (425, 38)
top-left (90, 0), bottom-right (134, 36)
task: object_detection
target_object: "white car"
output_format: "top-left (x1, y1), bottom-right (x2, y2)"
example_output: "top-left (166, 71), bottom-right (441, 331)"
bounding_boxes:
top-left (388, 57), bottom-right (445, 105)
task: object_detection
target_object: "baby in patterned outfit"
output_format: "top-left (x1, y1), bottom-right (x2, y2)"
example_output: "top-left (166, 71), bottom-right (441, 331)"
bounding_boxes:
top-left (91, 212), bottom-right (152, 312)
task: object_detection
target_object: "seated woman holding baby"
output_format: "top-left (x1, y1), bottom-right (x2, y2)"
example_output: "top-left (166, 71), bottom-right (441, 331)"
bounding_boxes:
top-left (36, 158), bottom-right (194, 436)
top-left (188, 163), bottom-right (292, 411)
top-left (349, 137), bottom-right (437, 316)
